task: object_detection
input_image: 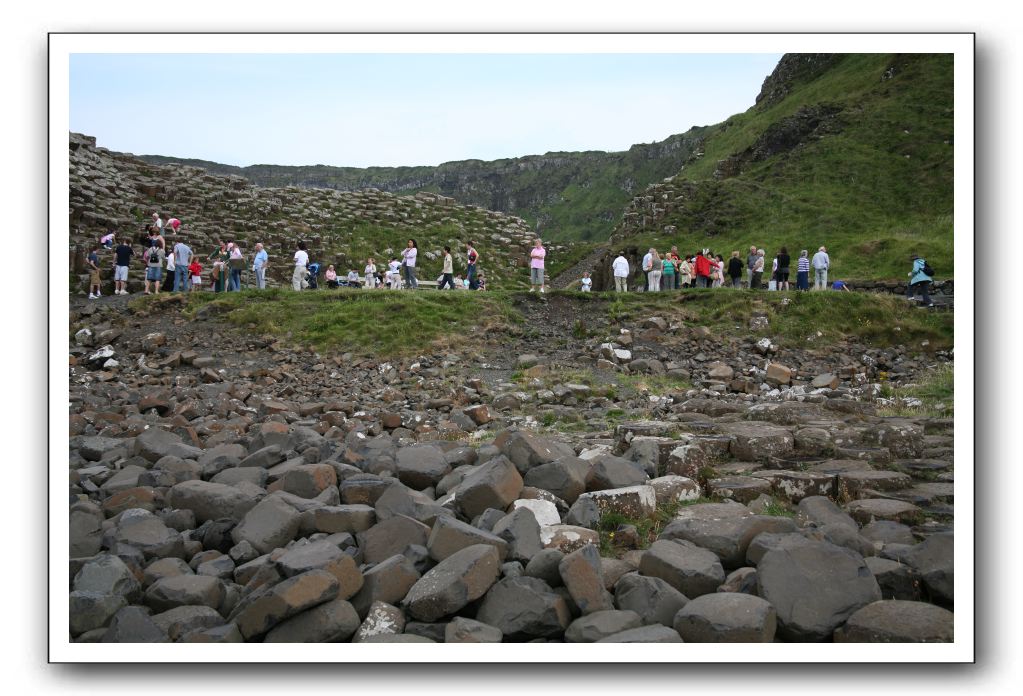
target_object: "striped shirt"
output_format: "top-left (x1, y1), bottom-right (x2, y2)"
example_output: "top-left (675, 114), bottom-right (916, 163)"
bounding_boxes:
top-left (797, 257), bottom-right (810, 273)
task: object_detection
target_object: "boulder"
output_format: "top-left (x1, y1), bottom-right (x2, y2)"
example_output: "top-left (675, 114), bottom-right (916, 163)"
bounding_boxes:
top-left (476, 576), bottom-right (571, 640)
top-left (558, 544), bottom-right (614, 614)
top-left (596, 625), bottom-right (683, 643)
top-left (565, 610), bottom-right (643, 642)
top-left (230, 496), bottom-right (301, 554)
top-left (834, 600), bottom-right (953, 642)
top-left (899, 532), bottom-right (953, 604)
top-left (584, 455), bottom-right (648, 492)
top-left (356, 514), bottom-right (432, 565)
top-left (640, 539), bottom-right (725, 598)
top-left (658, 502), bottom-right (798, 569)
top-left (672, 592), bottom-right (776, 642)
top-left (232, 569), bottom-right (340, 639)
top-left (144, 575), bottom-right (224, 612)
top-left (757, 540), bottom-right (881, 641)
top-left (490, 508), bottom-right (543, 563)
top-left (613, 573), bottom-right (689, 627)
top-left (263, 599), bottom-right (361, 642)
top-left (403, 544), bottom-right (502, 622)
top-left (352, 601), bottom-right (406, 642)
top-left (101, 606), bottom-right (169, 643)
top-left (427, 515), bottom-right (509, 563)
top-left (495, 430), bottom-right (576, 474)
top-left (168, 480), bottom-right (260, 523)
top-left (395, 445), bottom-right (451, 490)
top-left (450, 456), bottom-right (523, 519)
top-left (522, 457), bottom-right (588, 504)
top-left (444, 617), bottom-right (503, 643)
top-left (351, 554), bottom-right (421, 617)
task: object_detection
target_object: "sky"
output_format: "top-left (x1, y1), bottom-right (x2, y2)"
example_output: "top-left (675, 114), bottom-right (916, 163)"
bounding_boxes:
top-left (69, 53), bottom-right (783, 168)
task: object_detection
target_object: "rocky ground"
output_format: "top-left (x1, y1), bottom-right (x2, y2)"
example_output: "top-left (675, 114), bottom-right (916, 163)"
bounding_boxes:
top-left (67, 290), bottom-right (954, 643)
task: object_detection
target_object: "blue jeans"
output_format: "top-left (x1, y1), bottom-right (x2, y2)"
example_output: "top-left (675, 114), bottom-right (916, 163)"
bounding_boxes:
top-left (403, 265), bottom-right (418, 289)
top-left (796, 270), bottom-right (809, 290)
top-left (174, 264), bottom-right (189, 292)
top-left (907, 280), bottom-right (932, 304)
top-left (229, 269), bottom-right (241, 291)
top-left (467, 263), bottom-right (478, 290)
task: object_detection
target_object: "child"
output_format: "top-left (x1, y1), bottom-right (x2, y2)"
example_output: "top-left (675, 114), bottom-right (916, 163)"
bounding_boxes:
top-left (347, 269), bottom-right (362, 288)
top-left (189, 259), bottom-right (203, 292)
top-left (387, 257), bottom-right (401, 289)
top-left (580, 271), bottom-right (592, 292)
top-left (87, 245), bottom-right (102, 299)
top-left (100, 231), bottom-right (115, 249)
top-left (364, 258), bottom-right (377, 288)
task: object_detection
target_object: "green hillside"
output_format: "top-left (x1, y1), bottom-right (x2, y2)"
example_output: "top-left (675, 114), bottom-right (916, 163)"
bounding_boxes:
top-left (613, 53), bottom-right (954, 281)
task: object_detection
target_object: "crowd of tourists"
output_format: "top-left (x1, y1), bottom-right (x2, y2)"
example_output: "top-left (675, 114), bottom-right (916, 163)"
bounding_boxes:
top-left (82, 219), bottom-right (935, 307)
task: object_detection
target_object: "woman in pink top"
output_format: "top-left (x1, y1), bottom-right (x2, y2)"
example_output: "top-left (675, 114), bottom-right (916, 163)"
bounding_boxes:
top-left (529, 238), bottom-right (546, 293)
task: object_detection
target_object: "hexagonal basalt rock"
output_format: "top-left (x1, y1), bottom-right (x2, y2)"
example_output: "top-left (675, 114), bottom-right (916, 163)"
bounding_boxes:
top-left (834, 600), bottom-right (953, 642)
top-left (639, 539), bottom-right (725, 598)
top-left (672, 592), bottom-right (777, 642)
top-left (475, 576), bottom-right (571, 641)
top-left (403, 544), bottom-right (502, 622)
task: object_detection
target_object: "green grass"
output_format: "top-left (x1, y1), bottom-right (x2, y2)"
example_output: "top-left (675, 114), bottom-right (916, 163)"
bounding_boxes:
top-left (760, 498), bottom-right (796, 518)
top-left (180, 287), bottom-right (522, 358)
top-left (878, 363), bottom-right (955, 417)
top-left (593, 289), bottom-right (953, 351)
top-left (596, 499), bottom-right (690, 558)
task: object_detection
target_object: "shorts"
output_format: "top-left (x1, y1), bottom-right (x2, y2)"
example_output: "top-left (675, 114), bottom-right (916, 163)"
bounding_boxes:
top-left (146, 266), bottom-right (162, 281)
top-left (192, 276), bottom-right (202, 285)
top-left (89, 270), bottom-right (101, 286)
top-left (114, 265), bottom-right (128, 281)
top-left (530, 267), bottom-right (544, 285)
top-left (777, 269), bottom-right (790, 282)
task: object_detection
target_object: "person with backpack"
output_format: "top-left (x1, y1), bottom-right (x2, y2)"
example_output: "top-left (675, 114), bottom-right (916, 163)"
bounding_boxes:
top-left (143, 241), bottom-right (165, 295)
top-left (227, 242), bottom-right (245, 291)
top-left (907, 254), bottom-right (935, 307)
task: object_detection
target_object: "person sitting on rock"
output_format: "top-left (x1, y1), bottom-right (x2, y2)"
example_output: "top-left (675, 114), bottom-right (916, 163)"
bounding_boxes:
top-left (346, 269), bottom-right (362, 288)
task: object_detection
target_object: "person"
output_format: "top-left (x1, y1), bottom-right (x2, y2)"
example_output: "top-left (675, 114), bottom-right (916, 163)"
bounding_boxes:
top-left (209, 240), bottom-right (228, 293)
top-left (770, 254), bottom-right (779, 289)
top-left (711, 254), bottom-right (724, 288)
top-left (812, 246), bottom-right (830, 290)
top-left (746, 245), bottom-right (758, 288)
top-left (162, 241), bottom-right (176, 292)
top-left (466, 241), bottom-right (480, 290)
top-left (143, 242), bottom-right (165, 295)
top-left (580, 271), bottom-right (592, 292)
top-left (611, 251), bottom-right (630, 292)
top-left (694, 249), bottom-right (712, 288)
top-left (227, 242), bottom-right (244, 291)
top-left (776, 247), bottom-right (791, 291)
top-left (667, 246), bottom-right (682, 289)
top-left (678, 255), bottom-right (693, 288)
top-left (438, 247), bottom-right (455, 289)
top-left (307, 261), bottom-right (321, 289)
top-left (148, 225), bottom-right (166, 254)
top-left (152, 213), bottom-right (164, 236)
top-left (252, 242), bottom-right (268, 290)
top-left (906, 254), bottom-right (934, 307)
top-left (727, 251), bottom-right (743, 288)
top-left (87, 245), bottom-right (102, 299)
top-left (387, 257), bottom-right (402, 289)
top-left (401, 239), bottom-right (419, 289)
top-left (188, 259), bottom-right (202, 292)
top-left (293, 241), bottom-right (309, 291)
top-left (172, 238), bottom-right (192, 293)
top-left (100, 231), bottom-right (115, 249)
top-left (477, 272), bottom-right (487, 291)
top-left (112, 238), bottom-right (133, 295)
top-left (324, 265), bottom-right (339, 288)
top-left (831, 280), bottom-right (851, 292)
top-left (751, 249), bottom-right (765, 289)
top-left (796, 250), bottom-right (810, 291)
top-left (641, 247), bottom-right (654, 291)
top-left (365, 258), bottom-right (377, 289)
top-left (453, 274), bottom-right (467, 290)
top-left (647, 249), bottom-right (662, 292)
top-left (528, 238), bottom-right (547, 293)
top-left (346, 269), bottom-right (361, 288)
top-left (661, 253), bottom-right (676, 291)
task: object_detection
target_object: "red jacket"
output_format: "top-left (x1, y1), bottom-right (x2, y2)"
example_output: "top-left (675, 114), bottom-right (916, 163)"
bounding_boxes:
top-left (695, 254), bottom-right (711, 278)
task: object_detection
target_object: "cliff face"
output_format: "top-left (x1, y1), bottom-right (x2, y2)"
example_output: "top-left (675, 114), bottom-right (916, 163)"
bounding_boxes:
top-left (138, 129), bottom-right (709, 242)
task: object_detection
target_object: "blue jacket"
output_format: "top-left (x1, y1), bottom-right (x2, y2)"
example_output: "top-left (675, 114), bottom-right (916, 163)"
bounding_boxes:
top-left (910, 258), bottom-right (932, 285)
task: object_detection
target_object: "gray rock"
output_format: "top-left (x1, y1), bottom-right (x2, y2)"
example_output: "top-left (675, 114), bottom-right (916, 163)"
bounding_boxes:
top-left (797, 495), bottom-right (858, 530)
top-left (524, 549), bottom-right (565, 587)
top-left (640, 539), bottom-right (725, 598)
top-left (222, 502), bottom-right (296, 559)
top-left (445, 617), bottom-right (503, 643)
top-left (718, 567), bottom-right (758, 595)
top-left (167, 480), bottom-right (260, 523)
top-left (403, 544), bottom-right (502, 622)
top-left (558, 544), bottom-right (614, 614)
top-left (757, 540), bottom-right (881, 641)
top-left (353, 601), bottom-right (406, 642)
top-left (613, 573), bottom-right (689, 627)
top-left (113, 515), bottom-right (185, 560)
top-left (231, 569), bottom-right (340, 639)
top-left (491, 508), bottom-right (543, 563)
top-left (134, 427), bottom-right (202, 463)
top-left (834, 600), bottom-right (953, 642)
top-left (151, 605), bottom-right (225, 642)
top-left (585, 455), bottom-right (648, 492)
top-left (70, 508), bottom-right (104, 557)
top-left (396, 445), bottom-right (451, 490)
top-left (263, 599), bottom-right (360, 642)
top-left (672, 592), bottom-right (776, 642)
top-left (900, 532), bottom-right (953, 604)
top-left (73, 554), bottom-right (141, 602)
top-left (565, 610), bottom-right (643, 642)
top-left (351, 554), bottom-right (421, 618)
top-left (596, 624), bottom-right (683, 642)
top-left (427, 515), bottom-right (509, 562)
top-left (101, 606), bottom-right (169, 642)
top-left (861, 520), bottom-right (918, 547)
top-left (451, 455), bottom-right (524, 519)
top-left (356, 514), bottom-right (432, 565)
top-left (659, 502), bottom-right (798, 569)
top-left (476, 576), bottom-right (571, 640)
top-left (865, 557), bottom-right (922, 601)
top-left (496, 430), bottom-right (576, 475)
top-left (523, 457), bottom-right (589, 504)
top-left (144, 575), bottom-right (224, 612)
top-left (69, 591), bottom-right (127, 636)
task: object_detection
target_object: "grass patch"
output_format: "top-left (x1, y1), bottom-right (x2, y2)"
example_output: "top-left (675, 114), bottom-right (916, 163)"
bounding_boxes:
top-left (760, 498), bottom-right (796, 518)
top-left (182, 287), bottom-right (522, 358)
top-left (877, 363), bottom-right (955, 417)
top-left (596, 499), bottom-right (692, 558)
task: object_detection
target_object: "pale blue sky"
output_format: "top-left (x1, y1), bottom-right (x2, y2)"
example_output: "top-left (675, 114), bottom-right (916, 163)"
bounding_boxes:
top-left (69, 53), bottom-right (783, 168)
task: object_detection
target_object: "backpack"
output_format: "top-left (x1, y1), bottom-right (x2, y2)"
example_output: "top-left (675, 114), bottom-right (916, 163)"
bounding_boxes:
top-left (922, 261), bottom-right (935, 277)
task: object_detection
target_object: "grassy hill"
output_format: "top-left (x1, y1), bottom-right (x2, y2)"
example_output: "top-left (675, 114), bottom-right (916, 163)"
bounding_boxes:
top-left (611, 54), bottom-right (954, 281)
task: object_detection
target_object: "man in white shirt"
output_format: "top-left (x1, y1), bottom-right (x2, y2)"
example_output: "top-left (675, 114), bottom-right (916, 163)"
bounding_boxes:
top-left (641, 248), bottom-right (654, 292)
top-left (612, 252), bottom-right (630, 292)
top-left (293, 241), bottom-right (309, 291)
top-left (811, 246), bottom-right (830, 290)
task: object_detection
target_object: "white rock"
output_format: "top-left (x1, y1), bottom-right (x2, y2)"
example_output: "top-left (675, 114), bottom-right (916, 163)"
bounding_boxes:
top-left (512, 499), bottom-right (561, 527)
